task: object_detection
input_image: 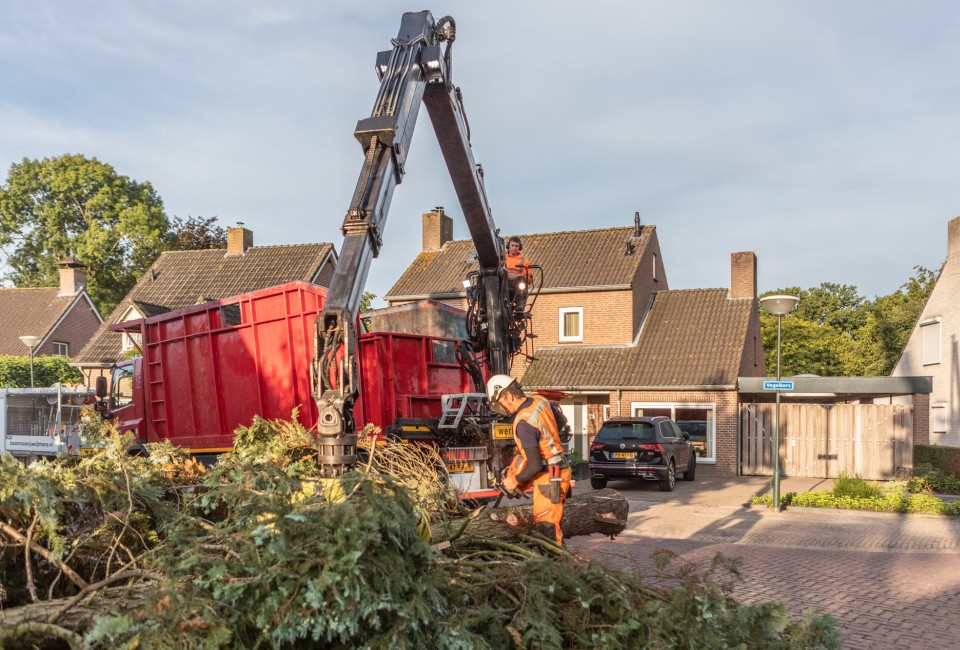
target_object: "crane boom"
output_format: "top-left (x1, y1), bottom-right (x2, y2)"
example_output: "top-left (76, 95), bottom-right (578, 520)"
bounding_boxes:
top-left (311, 11), bottom-right (520, 477)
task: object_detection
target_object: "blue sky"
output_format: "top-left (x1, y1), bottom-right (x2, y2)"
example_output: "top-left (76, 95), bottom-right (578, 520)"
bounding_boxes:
top-left (2, 1), bottom-right (958, 306)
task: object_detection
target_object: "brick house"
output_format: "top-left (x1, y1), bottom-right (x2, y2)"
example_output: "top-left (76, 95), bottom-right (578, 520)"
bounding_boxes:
top-left (892, 215), bottom-right (960, 448)
top-left (385, 209), bottom-right (764, 473)
top-left (0, 257), bottom-right (102, 359)
top-left (72, 227), bottom-right (337, 385)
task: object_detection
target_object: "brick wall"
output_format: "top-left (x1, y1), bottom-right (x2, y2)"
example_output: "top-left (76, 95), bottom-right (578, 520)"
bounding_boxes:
top-left (41, 297), bottom-right (102, 358)
top-left (612, 389), bottom-right (741, 475)
top-left (422, 209), bottom-right (453, 251)
top-left (315, 256), bottom-right (335, 289)
top-left (913, 392), bottom-right (930, 446)
top-left (632, 228), bottom-right (667, 337)
top-left (530, 290), bottom-right (634, 347)
top-left (738, 301), bottom-right (766, 377)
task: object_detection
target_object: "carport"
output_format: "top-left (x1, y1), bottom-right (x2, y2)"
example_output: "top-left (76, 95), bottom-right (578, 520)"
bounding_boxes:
top-left (737, 376), bottom-right (932, 479)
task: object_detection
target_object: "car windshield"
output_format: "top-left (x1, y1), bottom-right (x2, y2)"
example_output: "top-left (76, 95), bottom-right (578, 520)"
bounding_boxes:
top-left (595, 422), bottom-right (656, 442)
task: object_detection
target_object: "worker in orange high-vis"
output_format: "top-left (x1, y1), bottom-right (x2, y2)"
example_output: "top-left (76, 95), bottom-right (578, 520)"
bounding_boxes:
top-left (503, 236), bottom-right (532, 314)
top-left (487, 374), bottom-right (572, 545)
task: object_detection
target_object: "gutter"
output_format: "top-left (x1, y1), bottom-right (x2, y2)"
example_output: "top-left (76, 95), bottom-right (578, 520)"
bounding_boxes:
top-left (386, 284), bottom-right (632, 303)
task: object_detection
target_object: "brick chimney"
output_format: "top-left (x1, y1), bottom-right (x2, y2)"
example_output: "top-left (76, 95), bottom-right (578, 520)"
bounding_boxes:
top-left (58, 256), bottom-right (87, 296)
top-left (948, 216), bottom-right (960, 262)
top-left (422, 206), bottom-right (452, 251)
top-left (226, 226), bottom-right (253, 255)
top-left (730, 251), bottom-right (757, 299)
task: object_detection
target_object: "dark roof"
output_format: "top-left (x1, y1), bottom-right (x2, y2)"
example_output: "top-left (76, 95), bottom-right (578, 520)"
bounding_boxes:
top-left (0, 288), bottom-right (83, 355)
top-left (522, 289), bottom-right (753, 389)
top-left (386, 226), bottom-right (652, 299)
top-left (73, 243), bottom-right (335, 365)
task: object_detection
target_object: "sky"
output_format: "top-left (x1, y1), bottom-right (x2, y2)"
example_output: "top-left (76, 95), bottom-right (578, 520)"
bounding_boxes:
top-left (1, 1), bottom-right (958, 307)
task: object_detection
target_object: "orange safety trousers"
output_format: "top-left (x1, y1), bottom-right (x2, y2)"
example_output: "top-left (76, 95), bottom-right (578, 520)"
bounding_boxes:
top-left (531, 466), bottom-right (572, 545)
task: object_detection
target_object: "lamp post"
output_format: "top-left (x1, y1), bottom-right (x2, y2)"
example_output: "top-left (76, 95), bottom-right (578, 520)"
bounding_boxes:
top-left (19, 335), bottom-right (42, 388)
top-left (759, 295), bottom-right (799, 513)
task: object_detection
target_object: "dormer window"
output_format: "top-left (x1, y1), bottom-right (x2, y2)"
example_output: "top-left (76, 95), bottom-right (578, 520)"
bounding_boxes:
top-left (559, 307), bottom-right (583, 343)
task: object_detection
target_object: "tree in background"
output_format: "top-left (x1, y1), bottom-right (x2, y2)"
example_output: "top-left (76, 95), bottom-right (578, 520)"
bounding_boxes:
top-left (761, 268), bottom-right (936, 377)
top-left (168, 215), bottom-right (227, 250)
top-left (0, 154), bottom-right (169, 314)
top-left (850, 267), bottom-right (936, 375)
top-left (0, 356), bottom-right (84, 388)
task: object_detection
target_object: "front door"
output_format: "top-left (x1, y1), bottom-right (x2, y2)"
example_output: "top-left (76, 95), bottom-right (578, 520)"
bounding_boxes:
top-left (560, 400), bottom-right (586, 457)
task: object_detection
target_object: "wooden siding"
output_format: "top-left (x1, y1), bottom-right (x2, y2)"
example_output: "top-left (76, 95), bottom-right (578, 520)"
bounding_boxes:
top-left (740, 403), bottom-right (913, 480)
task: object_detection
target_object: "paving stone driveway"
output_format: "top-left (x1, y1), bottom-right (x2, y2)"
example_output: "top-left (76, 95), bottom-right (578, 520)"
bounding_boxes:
top-left (569, 469), bottom-right (960, 649)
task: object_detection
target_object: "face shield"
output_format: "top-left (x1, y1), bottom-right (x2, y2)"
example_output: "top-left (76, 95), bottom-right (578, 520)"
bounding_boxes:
top-left (488, 397), bottom-right (510, 416)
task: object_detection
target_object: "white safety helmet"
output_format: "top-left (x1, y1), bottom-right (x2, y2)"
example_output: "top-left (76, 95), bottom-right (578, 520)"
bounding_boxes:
top-left (485, 374), bottom-right (517, 416)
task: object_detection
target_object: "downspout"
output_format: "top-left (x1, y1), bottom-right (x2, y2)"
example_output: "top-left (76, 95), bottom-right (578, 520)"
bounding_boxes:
top-left (616, 389), bottom-right (622, 417)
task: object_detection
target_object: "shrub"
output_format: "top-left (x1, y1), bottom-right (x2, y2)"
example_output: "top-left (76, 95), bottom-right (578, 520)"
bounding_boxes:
top-left (832, 473), bottom-right (883, 499)
top-left (751, 490), bottom-right (959, 515)
top-left (913, 445), bottom-right (960, 478)
top-left (0, 355), bottom-right (84, 388)
top-left (907, 469), bottom-right (960, 495)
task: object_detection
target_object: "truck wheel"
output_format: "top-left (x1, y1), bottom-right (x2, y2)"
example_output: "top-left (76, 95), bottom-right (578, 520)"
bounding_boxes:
top-left (590, 477), bottom-right (607, 490)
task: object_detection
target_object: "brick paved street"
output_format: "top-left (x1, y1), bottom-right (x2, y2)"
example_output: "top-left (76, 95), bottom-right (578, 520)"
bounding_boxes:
top-left (569, 472), bottom-right (960, 649)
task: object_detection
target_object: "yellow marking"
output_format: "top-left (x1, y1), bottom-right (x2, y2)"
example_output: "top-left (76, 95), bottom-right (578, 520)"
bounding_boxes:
top-left (493, 424), bottom-right (513, 440)
top-left (446, 461), bottom-right (475, 473)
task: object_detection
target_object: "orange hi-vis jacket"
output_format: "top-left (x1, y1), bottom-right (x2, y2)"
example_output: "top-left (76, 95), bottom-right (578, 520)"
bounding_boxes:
top-left (505, 251), bottom-right (531, 279)
top-left (510, 395), bottom-right (565, 480)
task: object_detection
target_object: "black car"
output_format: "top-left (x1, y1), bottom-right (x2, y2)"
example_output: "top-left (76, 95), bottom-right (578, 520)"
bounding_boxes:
top-left (588, 417), bottom-right (696, 491)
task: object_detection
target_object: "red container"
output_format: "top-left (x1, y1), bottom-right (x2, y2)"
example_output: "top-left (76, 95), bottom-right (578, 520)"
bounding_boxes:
top-left (110, 281), bottom-right (479, 452)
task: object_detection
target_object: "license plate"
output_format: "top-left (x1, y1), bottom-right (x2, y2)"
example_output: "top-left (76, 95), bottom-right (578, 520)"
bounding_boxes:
top-left (492, 424), bottom-right (513, 440)
top-left (611, 451), bottom-right (634, 459)
top-left (446, 461), bottom-right (474, 473)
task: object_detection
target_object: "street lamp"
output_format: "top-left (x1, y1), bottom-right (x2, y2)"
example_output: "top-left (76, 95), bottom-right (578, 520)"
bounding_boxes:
top-left (759, 295), bottom-right (799, 513)
top-left (19, 335), bottom-right (41, 388)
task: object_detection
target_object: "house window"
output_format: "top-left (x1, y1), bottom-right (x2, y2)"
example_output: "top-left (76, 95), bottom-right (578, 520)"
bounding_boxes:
top-left (632, 402), bottom-right (717, 463)
top-left (121, 332), bottom-right (142, 354)
top-left (652, 253), bottom-right (658, 281)
top-left (921, 319), bottom-right (941, 366)
top-left (932, 404), bottom-right (947, 433)
top-left (602, 405), bottom-right (610, 423)
top-left (52, 342), bottom-right (69, 356)
top-left (558, 307), bottom-right (583, 342)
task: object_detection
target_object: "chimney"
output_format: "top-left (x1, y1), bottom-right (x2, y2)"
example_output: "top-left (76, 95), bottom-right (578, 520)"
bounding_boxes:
top-left (226, 226), bottom-right (253, 255)
top-left (633, 211), bottom-right (642, 237)
top-left (730, 251), bottom-right (757, 300)
top-left (948, 216), bottom-right (960, 262)
top-left (58, 255), bottom-right (87, 296)
top-left (422, 206), bottom-right (453, 251)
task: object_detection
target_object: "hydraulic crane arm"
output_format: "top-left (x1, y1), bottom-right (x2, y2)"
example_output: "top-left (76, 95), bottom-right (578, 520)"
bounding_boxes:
top-left (312, 11), bottom-right (514, 476)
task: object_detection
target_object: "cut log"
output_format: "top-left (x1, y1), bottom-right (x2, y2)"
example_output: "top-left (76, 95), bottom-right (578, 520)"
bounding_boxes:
top-left (437, 488), bottom-right (629, 543)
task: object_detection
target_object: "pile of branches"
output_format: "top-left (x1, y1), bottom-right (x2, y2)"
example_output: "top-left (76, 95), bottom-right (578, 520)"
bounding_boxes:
top-left (0, 415), bottom-right (841, 649)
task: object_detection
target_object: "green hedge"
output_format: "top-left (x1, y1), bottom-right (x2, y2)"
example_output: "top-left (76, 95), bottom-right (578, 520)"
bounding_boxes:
top-left (752, 491), bottom-right (960, 515)
top-left (0, 355), bottom-right (84, 388)
top-left (914, 444), bottom-right (960, 478)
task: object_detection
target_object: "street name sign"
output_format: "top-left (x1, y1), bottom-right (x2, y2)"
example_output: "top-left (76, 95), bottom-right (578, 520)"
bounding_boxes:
top-left (763, 380), bottom-right (794, 391)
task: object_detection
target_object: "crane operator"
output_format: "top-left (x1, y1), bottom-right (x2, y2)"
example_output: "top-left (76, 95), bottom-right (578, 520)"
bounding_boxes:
top-left (504, 236), bottom-right (531, 314)
top-left (487, 374), bottom-right (572, 545)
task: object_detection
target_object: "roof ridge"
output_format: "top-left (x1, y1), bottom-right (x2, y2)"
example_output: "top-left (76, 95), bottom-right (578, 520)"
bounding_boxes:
top-left (157, 242), bottom-right (332, 257)
top-left (442, 224), bottom-right (647, 245)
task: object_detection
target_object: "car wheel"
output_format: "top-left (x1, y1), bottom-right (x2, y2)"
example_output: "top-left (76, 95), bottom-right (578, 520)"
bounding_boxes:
top-left (683, 454), bottom-right (696, 481)
top-left (658, 461), bottom-right (676, 492)
top-left (590, 477), bottom-right (608, 490)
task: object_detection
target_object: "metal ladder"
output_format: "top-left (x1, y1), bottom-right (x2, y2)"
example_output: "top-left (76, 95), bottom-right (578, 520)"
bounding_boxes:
top-left (438, 393), bottom-right (486, 429)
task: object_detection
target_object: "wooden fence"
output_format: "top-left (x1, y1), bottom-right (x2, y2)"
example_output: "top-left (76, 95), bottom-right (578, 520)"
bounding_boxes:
top-left (739, 403), bottom-right (913, 480)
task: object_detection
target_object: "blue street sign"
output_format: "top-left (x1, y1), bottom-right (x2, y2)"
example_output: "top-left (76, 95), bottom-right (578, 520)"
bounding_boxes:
top-left (763, 380), bottom-right (794, 391)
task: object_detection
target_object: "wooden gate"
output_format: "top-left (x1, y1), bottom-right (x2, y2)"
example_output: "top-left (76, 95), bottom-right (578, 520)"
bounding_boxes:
top-left (739, 403), bottom-right (913, 479)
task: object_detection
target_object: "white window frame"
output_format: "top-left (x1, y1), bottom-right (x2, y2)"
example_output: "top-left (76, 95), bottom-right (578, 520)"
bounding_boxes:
top-left (921, 318), bottom-right (941, 366)
top-left (121, 332), bottom-right (142, 353)
top-left (558, 307), bottom-right (583, 343)
top-left (630, 401), bottom-right (717, 463)
top-left (52, 341), bottom-right (69, 356)
top-left (602, 405), bottom-right (611, 423)
top-left (932, 403), bottom-right (948, 434)
top-left (652, 253), bottom-right (658, 281)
